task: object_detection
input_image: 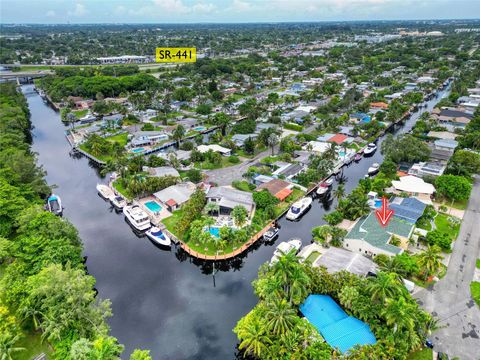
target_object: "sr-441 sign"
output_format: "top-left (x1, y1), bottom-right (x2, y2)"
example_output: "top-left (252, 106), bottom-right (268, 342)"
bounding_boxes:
top-left (156, 48), bottom-right (196, 63)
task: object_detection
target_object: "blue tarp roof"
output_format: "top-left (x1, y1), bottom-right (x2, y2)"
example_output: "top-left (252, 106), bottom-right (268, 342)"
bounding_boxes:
top-left (300, 295), bottom-right (377, 353)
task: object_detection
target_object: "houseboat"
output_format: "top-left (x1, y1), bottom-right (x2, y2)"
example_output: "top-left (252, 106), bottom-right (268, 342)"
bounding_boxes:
top-left (123, 205), bottom-right (151, 231)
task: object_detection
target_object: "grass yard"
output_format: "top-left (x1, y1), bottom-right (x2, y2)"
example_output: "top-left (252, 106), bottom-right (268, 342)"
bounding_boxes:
top-left (476, 259), bottom-right (480, 269)
top-left (306, 251), bottom-right (321, 263)
top-left (438, 198), bottom-right (468, 210)
top-left (194, 156), bottom-right (239, 170)
top-left (407, 347), bottom-right (433, 360)
top-left (471, 281), bottom-right (480, 307)
top-left (232, 180), bottom-right (254, 192)
top-left (106, 132), bottom-right (129, 147)
top-left (72, 109), bottom-right (88, 119)
top-left (162, 209), bottom-right (184, 238)
top-left (416, 216), bottom-right (432, 231)
top-left (435, 212), bottom-right (461, 240)
top-left (15, 331), bottom-right (52, 360)
top-left (78, 143), bottom-right (112, 162)
top-left (112, 179), bottom-right (132, 200)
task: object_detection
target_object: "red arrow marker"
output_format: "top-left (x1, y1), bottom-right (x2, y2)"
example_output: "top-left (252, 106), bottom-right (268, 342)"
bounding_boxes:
top-left (375, 196), bottom-right (394, 227)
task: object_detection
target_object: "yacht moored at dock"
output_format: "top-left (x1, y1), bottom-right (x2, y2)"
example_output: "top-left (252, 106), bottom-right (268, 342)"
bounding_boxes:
top-left (123, 205), bottom-right (151, 231)
top-left (111, 195), bottom-right (127, 210)
top-left (316, 178), bottom-right (334, 197)
top-left (96, 184), bottom-right (115, 201)
top-left (46, 194), bottom-right (63, 216)
top-left (363, 143), bottom-right (377, 156)
top-left (270, 238), bottom-right (302, 265)
top-left (286, 197), bottom-right (312, 220)
top-left (146, 226), bottom-right (171, 246)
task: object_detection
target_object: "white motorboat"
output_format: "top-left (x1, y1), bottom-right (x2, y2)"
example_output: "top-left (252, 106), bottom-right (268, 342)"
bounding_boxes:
top-left (363, 143), bottom-right (377, 156)
top-left (111, 195), bottom-right (127, 210)
top-left (263, 226), bottom-right (280, 242)
top-left (146, 226), bottom-right (171, 246)
top-left (123, 205), bottom-right (151, 231)
top-left (367, 163), bottom-right (380, 175)
top-left (270, 238), bottom-right (302, 265)
top-left (286, 197), bottom-right (312, 220)
top-left (96, 184), bottom-right (115, 201)
top-left (316, 178), bottom-right (334, 196)
top-left (47, 194), bottom-right (63, 216)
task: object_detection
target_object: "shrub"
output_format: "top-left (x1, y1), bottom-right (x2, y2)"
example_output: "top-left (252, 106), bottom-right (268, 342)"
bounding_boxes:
top-left (283, 122), bottom-right (304, 132)
top-left (141, 123), bottom-right (154, 131)
top-left (426, 230), bottom-right (452, 250)
top-left (228, 155), bottom-right (240, 164)
top-left (323, 210), bottom-right (344, 225)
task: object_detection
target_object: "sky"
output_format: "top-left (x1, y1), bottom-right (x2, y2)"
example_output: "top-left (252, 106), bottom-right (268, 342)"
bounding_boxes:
top-left (1, 0), bottom-right (480, 24)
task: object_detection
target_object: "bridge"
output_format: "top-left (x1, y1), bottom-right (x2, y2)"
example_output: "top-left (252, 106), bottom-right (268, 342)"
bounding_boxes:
top-left (0, 70), bottom-right (53, 84)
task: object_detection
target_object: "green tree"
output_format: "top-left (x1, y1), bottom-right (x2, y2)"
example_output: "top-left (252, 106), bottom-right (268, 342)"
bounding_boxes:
top-left (265, 298), bottom-right (298, 335)
top-left (435, 174), bottom-right (472, 202)
top-left (172, 125), bottom-right (186, 147)
top-left (366, 272), bottom-right (404, 304)
top-left (231, 205), bottom-right (248, 227)
top-left (129, 349), bottom-right (153, 360)
top-left (417, 245), bottom-right (444, 279)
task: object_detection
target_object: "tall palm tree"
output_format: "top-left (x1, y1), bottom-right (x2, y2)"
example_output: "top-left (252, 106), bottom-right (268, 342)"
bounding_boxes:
top-left (312, 225), bottom-right (332, 245)
top-left (238, 321), bottom-right (271, 358)
top-left (339, 286), bottom-right (359, 310)
top-left (172, 125), bottom-right (186, 147)
top-left (288, 266), bottom-right (309, 305)
top-left (265, 298), bottom-right (298, 335)
top-left (333, 184), bottom-right (345, 202)
top-left (267, 133), bottom-right (279, 156)
top-left (0, 334), bottom-right (25, 360)
top-left (366, 272), bottom-right (403, 304)
top-left (204, 216), bottom-right (216, 231)
top-left (417, 245), bottom-right (444, 280)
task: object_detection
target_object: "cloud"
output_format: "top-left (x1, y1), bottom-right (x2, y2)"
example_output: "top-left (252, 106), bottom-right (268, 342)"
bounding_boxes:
top-left (68, 3), bottom-right (87, 17)
top-left (46, 10), bottom-right (56, 17)
top-left (114, 5), bottom-right (127, 15)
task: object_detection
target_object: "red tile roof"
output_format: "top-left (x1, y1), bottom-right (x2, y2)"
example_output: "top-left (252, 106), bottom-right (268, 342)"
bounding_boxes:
top-left (166, 199), bottom-right (177, 206)
top-left (327, 134), bottom-right (348, 145)
top-left (275, 188), bottom-right (293, 201)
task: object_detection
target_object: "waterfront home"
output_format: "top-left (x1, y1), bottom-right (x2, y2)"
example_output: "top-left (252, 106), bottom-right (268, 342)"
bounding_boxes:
top-left (303, 141), bottom-right (332, 155)
top-left (102, 114), bottom-right (124, 129)
top-left (143, 166), bottom-right (180, 178)
top-left (256, 178), bottom-right (293, 201)
top-left (408, 161), bottom-right (446, 178)
top-left (272, 161), bottom-right (305, 180)
top-left (206, 186), bottom-right (255, 217)
top-left (349, 112), bottom-right (371, 124)
top-left (252, 174), bottom-right (275, 186)
top-left (370, 101), bottom-right (389, 110)
top-left (158, 150), bottom-right (192, 162)
top-left (153, 182), bottom-right (196, 212)
top-left (389, 197), bottom-right (427, 224)
top-left (389, 175), bottom-right (435, 204)
top-left (344, 212), bottom-right (414, 257)
top-left (197, 144), bottom-right (231, 156)
top-left (433, 139), bottom-right (458, 152)
top-left (432, 107), bottom-right (473, 127)
top-left (427, 131), bottom-right (457, 141)
top-left (130, 131), bottom-right (169, 147)
top-left (298, 244), bottom-right (377, 276)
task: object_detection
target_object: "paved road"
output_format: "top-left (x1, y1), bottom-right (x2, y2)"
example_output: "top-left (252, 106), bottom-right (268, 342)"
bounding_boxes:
top-left (415, 175), bottom-right (480, 360)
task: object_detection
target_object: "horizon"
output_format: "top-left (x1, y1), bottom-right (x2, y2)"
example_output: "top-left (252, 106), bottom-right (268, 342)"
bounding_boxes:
top-left (1, 0), bottom-right (480, 24)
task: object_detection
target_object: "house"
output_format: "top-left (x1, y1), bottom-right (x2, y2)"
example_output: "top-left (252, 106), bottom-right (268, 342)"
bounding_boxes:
top-left (272, 162), bottom-right (305, 180)
top-left (197, 144), bottom-right (231, 156)
top-left (130, 131), bottom-right (169, 147)
top-left (327, 134), bottom-right (350, 145)
top-left (433, 139), bottom-right (458, 152)
top-left (206, 186), bottom-right (255, 216)
top-left (75, 99), bottom-right (94, 110)
top-left (428, 139), bottom-right (458, 162)
top-left (153, 182), bottom-right (196, 212)
top-left (389, 197), bottom-right (427, 224)
top-left (344, 212), bottom-right (414, 257)
top-left (304, 141), bottom-right (332, 155)
top-left (257, 179), bottom-right (293, 201)
top-left (158, 150), bottom-right (191, 162)
top-left (427, 131), bottom-right (457, 141)
top-left (102, 114), bottom-right (124, 128)
top-left (370, 102), bottom-right (389, 110)
top-left (408, 161), bottom-right (446, 178)
top-left (390, 175), bottom-right (435, 203)
top-left (433, 108), bottom-right (473, 127)
top-left (252, 174), bottom-right (275, 186)
top-left (231, 133), bottom-right (258, 147)
top-left (339, 126), bottom-right (355, 136)
top-left (143, 166), bottom-right (180, 178)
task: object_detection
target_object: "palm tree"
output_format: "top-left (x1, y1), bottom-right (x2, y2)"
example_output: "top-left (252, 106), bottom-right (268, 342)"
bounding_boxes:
top-left (238, 321), bottom-right (271, 358)
top-left (366, 272), bottom-right (403, 304)
top-left (381, 297), bottom-right (416, 333)
top-left (0, 334), bottom-right (25, 360)
top-left (204, 216), bottom-right (216, 232)
top-left (339, 286), bottom-right (359, 310)
top-left (417, 245), bottom-right (444, 280)
top-left (311, 225), bottom-right (332, 245)
top-left (265, 298), bottom-right (298, 335)
top-left (333, 184), bottom-right (345, 202)
top-left (288, 266), bottom-right (309, 305)
top-left (231, 205), bottom-right (248, 227)
top-left (267, 133), bottom-right (279, 156)
top-left (204, 202), bottom-right (220, 216)
top-left (379, 257), bottom-right (406, 278)
top-left (172, 125), bottom-right (186, 147)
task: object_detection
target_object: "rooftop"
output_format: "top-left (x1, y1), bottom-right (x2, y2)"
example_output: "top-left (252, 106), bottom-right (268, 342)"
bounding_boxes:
top-left (389, 197), bottom-right (426, 223)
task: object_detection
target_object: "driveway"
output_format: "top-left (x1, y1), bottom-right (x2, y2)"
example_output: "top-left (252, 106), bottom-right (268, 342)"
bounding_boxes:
top-left (415, 175), bottom-right (480, 360)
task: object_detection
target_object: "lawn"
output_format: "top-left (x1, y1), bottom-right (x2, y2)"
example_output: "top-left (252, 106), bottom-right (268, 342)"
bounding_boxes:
top-left (438, 198), bottom-right (468, 210)
top-left (106, 132), bottom-right (129, 147)
top-left (407, 347), bottom-right (433, 360)
top-left (78, 143), bottom-right (112, 162)
top-left (471, 281), bottom-right (480, 307)
top-left (232, 180), bottom-right (254, 192)
top-left (416, 216), bottom-right (432, 231)
top-left (194, 156), bottom-right (239, 170)
top-left (72, 109), bottom-right (88, 119)
top-left (112, 179), bottom-right (133, 200)
top-left (15, 331), bottom-right (52, 360)
top-left (476, 259), bottom-right (480, 269)
top-left (306, 251), bottom-right (321, 263)
top-left (435, 212), bottom-right (461, 240)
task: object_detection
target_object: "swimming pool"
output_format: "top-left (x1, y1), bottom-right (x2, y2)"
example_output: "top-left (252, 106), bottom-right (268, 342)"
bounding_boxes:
top-left (194, 126), bottom-right (206, 131)
top-left (374, 199), bottom-right (382, 208)
top-left (131, 147), bottom-right (145, 153)
top-left (145, 201), bottom-right (163, 213)
top-left (338, 151), bottom-right (346, 157)
top-left (207, 226), bottom-right (220, 238)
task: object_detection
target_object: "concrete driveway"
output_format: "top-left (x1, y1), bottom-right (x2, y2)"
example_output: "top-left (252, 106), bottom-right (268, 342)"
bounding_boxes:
top-left (415, 175), bottom-right (480, 360)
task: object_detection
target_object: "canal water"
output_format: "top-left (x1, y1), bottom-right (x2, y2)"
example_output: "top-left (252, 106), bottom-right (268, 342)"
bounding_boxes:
top-left (24, 84), bottom-right (449, 359)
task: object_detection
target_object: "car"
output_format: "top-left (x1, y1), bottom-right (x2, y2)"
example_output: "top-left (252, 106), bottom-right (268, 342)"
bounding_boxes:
top-left (425, 339), bottom-right (434, 349)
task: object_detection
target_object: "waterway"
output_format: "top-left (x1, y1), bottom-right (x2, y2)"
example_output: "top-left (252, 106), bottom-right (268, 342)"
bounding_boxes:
top-left (23, 83), bottom-right (449, 359)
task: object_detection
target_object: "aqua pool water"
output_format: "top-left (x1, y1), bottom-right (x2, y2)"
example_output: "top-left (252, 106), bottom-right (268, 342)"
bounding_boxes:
top-left (145, 201), bottom-right (162, 213)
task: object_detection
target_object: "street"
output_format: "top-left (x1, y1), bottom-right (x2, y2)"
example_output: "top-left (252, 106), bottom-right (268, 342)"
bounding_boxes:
top-left (415, 176), bottom-right (480, 360)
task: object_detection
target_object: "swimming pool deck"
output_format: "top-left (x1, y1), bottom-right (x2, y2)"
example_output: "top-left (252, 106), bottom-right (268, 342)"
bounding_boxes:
top-left (136, 196), bottom-right (172, 226)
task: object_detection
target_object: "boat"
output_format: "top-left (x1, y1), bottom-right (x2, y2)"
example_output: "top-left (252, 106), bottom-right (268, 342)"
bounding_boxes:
top-left (316, 178), bottom-right (334, 196)
top-left (123, 205), bottom-right (151, 231)
top-left (354, 153), bottom-right (362, 162)
top-left (367, 163), bottom-right (380, 175)
top-left (146, 226), bottom-right (171, 246)
top-left (270, 238), bottom-right (302, 265)
top-left (263, 226), bottom-right (280, 242)
top-left (96, 184), bottom-right (115, 201)
top-left (286, 197), bottom-right (312, 220)
top-left (363, 143), bottom-right (377, 156)
top-left (46, 194), bottom-right (63, 216)
top-left (111, 195), bottom-right (127, 210)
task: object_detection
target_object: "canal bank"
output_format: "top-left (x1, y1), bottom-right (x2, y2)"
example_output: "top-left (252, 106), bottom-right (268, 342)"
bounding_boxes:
top-left (23, 83), bottom-right (450, 359)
